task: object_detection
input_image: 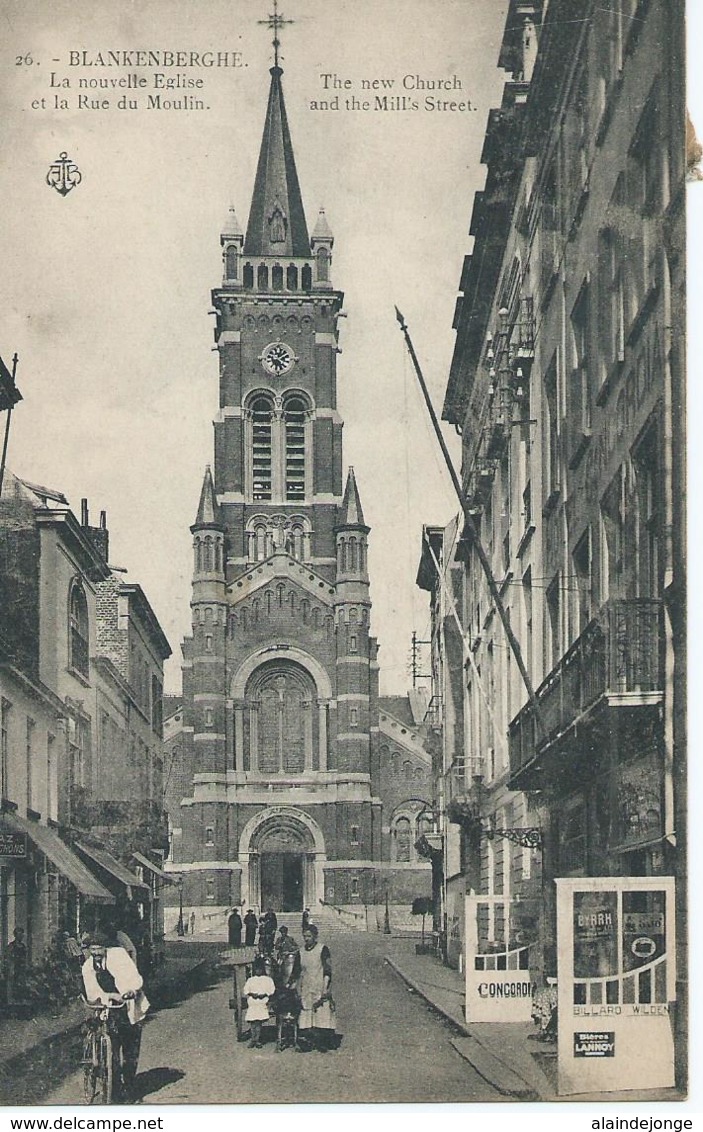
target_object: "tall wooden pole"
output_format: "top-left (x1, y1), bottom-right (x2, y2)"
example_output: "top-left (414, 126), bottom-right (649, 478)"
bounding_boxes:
top-left (395, 307), bottom-right (541, 725)
top-left (0, 354), bottom-right (19, 501)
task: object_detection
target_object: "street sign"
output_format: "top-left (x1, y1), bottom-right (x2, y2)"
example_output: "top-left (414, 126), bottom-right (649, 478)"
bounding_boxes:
top-left (0, 829), bottom-right (28, 858)
top-left (464, 894), bottom-right (535, 1023)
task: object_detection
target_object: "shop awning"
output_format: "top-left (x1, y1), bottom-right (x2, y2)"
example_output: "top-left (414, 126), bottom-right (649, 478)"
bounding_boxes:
top-left (132, 851), bottom-right (174, 883)
top-left (2, 815), bottom-right (115, 904)
top-left (76, 842), bottom-right (150, 900)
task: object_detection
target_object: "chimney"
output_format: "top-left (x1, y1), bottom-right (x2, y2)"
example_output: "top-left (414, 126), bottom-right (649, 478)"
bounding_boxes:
top-left (82, 501), bottom-right (109, 562)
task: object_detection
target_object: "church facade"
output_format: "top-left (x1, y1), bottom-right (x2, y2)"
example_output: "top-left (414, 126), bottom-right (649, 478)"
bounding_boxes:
top-left (167, 62), bottom-right (432, 921)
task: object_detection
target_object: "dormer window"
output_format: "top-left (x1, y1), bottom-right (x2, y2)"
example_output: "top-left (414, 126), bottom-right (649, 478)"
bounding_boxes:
top-left (68, 581), bottom-right (89, 678)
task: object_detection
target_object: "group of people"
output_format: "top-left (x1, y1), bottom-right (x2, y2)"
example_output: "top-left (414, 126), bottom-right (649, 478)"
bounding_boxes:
top-left (226, 905), bottom-right (277, 950)
top-left (228, 907), bottom-right (337, 1053)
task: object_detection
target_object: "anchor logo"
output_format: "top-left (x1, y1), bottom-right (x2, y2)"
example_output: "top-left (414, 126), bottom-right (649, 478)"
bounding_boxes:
top-left (46, 152), bottom-right (82, 196)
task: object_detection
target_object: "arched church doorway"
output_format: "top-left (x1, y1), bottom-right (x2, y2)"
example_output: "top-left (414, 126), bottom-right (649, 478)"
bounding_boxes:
top-left (249, 812), bottom-right (317, 912)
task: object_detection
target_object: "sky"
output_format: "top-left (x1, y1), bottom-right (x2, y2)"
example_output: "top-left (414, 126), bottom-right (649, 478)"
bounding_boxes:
top-left (0, 0), bottom-right (508, 694)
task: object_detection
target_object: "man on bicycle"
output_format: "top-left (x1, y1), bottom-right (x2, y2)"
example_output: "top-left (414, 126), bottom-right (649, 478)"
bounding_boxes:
top-left (82, 930), bottom-right (149, 1100)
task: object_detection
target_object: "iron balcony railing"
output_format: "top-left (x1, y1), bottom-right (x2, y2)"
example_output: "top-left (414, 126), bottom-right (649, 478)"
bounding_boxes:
top-left (509, 598), bottom-right (663, 778)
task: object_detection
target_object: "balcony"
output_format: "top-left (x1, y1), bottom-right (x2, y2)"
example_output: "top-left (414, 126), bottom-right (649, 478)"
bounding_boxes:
top-left (509, 599), bottom-right (663, 788)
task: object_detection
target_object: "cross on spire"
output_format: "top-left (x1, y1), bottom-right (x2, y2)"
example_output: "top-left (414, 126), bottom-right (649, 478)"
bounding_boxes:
top-left (258, 0), bottom-right (294, 69)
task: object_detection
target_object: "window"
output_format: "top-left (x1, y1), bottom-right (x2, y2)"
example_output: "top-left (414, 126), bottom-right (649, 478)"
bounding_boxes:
top-left (69, 582), bottom-right (89, 677)
top-left (545, 576), bottom-right (561, 673)
top-left (248, 394), bottom-right (311, 504)
top-left (598, 223), bottom-right (624, 384)
top-left (570, 282), bottom-right (592, 446)
top-left (206, 876), bottom-right (216, 900)
top-left (403, 760), bottom-right (412, 780)
top-left (349, 707), bottom-right (358, 728)
top-left (257, 264), bottom-right (269, 290)
top-left (225, 245), bottom-right (238, 280)
top-left (350, 824), bottom-right (360, 847)
top-left (272, 264), bottom-right (283, 291)
top-left (251, 396), bottom-right (273, 501)
top-left (205, 708), bottom-right (213, 728)
top-left (544, 356), bottom-right (560, 498)
top-left (205, 635), bottom-right (213, 653)
top-left (301, 264), bottom-right (312, 291)
top-left (151, 676), bottom-right (163, 735)
top-left (68, 714), bottom-right (88, 795)
top-left (26, 718), bottom-right (35, 812)
top-left (47, 733), bottom-right (56, 822)
top-left (284, 397), bottom-right (306, 501)
top-left (243, 263), bottom-right (254, 289)
top-left (540, 163), bottom-right (559, 297)
top-left (316, 247), bottom-right (330, 282)
top-left (601, 473), bottom-right (625, 602)
top-left (247, 660), bottom-right (315, 775)
top-left (1, 699), bottom-right (10, 800)
top-left (627, 94), bottom-right (660, 322)
top-left (417, 811), bottom-right (433, 839)
top-left (634, 427), bottom-right (660, 599)
top-left (523, 481), bottom-right (532, 528)
top-left (285, 523), bottom-right (305, 560)
top-left (395, 818), bottom-right (412, 863)
top-left (248, 516), bottom-right (309, 563)
top-left (350, 875), bottom-right (360, 899)
top-left (286, 264), bottom-right (298, 290)
top-left (349, 634), bottom-right (357, 654)
top-left (205, 826), bottom-right (214, 846)
top-left (523, 568), bottom-right (533, 669)
top-left (573, 531), bottom-right (592, 635)
top-left (595, 1), bottom-right (623, 123)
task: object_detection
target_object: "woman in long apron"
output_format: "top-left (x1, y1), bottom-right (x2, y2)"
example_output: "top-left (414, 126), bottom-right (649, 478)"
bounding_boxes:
top-left (296, 924), bottom-right (336, 1052)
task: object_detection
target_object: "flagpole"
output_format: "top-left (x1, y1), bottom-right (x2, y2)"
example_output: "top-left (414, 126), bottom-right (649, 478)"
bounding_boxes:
top-left (0, 354), bottom-right (19, 501)
top-left (395, 307), bottom-right (542, 727)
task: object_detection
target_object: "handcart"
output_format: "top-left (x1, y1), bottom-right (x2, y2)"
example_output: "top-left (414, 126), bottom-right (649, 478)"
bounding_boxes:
top-left (224, 945), bottom-right (300, 1047)
top-left (224, 945), bottom-right (260, 1041)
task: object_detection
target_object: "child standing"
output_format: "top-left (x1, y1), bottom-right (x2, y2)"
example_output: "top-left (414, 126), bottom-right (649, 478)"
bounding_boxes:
top-left (242, 956), bottom-right (275, 1048)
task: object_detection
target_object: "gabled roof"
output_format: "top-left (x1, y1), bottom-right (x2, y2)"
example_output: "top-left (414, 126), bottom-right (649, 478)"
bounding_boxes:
top-left (227, 549), bottom-right (336, 608)
top-left (244, 66), bottom-right (311, 258)
top-left (379, 695), bottom-right (416, 729)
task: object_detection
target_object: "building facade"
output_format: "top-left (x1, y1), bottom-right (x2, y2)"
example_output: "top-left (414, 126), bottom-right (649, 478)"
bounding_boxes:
top-left (0, 474), bottom-right (171, 969)
top-left (419, 0), bottom-right (685, 1070)
top-left (167, 62), bottom-right (432, 924)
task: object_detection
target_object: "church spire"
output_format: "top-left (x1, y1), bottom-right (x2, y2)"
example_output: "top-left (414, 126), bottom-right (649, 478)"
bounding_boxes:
top-left (192, 465), bottom-right (221, 529)
top-left (243, 65), bottom-right (311, 258)
top-left (339, 467), bottom-right (367, 529)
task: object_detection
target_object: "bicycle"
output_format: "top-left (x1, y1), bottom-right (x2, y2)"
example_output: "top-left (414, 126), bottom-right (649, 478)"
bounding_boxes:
top-left (81, 999), bottom-right (126, 1104)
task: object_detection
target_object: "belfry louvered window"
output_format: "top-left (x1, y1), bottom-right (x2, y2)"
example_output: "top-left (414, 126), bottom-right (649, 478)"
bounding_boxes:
top-left (284, 397), bottom-right (306, 501)
top-left (252, 396), bottom-right (273, 501)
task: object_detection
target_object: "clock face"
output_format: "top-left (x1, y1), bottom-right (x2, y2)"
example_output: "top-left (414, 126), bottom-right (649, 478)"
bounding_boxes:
top-left (261, 341), bottom-right (295, 377)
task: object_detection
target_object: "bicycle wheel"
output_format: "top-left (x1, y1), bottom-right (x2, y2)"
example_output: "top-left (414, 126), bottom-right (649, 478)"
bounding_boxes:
top-left (98, 1033), bottom-right (113, 1104)
top-left (82, 1032), bottom-right (99, 1104)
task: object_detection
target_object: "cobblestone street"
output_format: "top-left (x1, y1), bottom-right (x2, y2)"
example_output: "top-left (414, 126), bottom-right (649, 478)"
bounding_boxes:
top-left (32, 932), bottom-right (498, 1106)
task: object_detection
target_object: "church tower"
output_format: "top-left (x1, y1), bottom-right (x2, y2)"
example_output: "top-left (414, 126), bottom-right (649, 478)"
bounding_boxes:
top-left (174, 57), bottom-right (383, 917)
